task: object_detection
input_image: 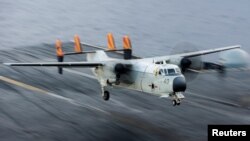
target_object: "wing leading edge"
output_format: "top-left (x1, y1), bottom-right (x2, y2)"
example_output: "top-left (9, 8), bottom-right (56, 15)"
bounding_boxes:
top-left (176, 45), bottom-right (241, 58)
top-left (151, 45), bottom-right (241, 62)
top-left (4, 62), bottom-right (103, 67)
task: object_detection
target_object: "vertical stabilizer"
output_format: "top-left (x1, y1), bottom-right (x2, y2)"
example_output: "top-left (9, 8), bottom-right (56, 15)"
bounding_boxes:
top-left (55, 39), bottom-right (64, 74)
top-left (122, 35), bottom-right (132, 59)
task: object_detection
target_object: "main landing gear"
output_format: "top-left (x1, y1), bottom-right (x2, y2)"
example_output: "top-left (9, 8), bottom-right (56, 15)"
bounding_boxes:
top-left (101, 86), bottom-right (110, 101)
top-left (104, 76), bottom-right (120, 101)
top-left (106, 74), bottom-right (120, 86)
top-left (102, 90), bottom-right (110, 101)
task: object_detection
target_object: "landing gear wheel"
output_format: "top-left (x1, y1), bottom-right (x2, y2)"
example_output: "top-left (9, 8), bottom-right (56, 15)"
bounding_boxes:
top-left (172, 100), bottom-right (177, 106)
top-left (103, 91), bottom-right (110, 101)
top-left (172, 99), bottom-right (181, 106)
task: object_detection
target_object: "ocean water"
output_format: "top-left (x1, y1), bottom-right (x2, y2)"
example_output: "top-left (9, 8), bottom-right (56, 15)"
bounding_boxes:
top-left (0, 0), bottom-right (250, 57)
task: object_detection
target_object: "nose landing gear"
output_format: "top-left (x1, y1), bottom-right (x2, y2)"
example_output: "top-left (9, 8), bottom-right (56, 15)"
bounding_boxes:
top-left (172, 99), bottom-right (181, 106)
top-left (171, 92), bottom-right (184, 106)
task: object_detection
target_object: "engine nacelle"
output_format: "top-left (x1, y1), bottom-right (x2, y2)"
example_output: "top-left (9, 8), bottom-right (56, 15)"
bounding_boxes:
top-left (168, 57), bottom-right (182, 66)
top-left (169, 56), bottom-right (202, 71)
top-left (114, 63), bottom-right (127, 74)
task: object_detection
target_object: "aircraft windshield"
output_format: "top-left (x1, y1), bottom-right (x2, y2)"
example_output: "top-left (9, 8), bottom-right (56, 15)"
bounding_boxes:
top-left (168, 69), bottom-right (175, 75)
top-left (158, 68), bottom-right (181, 76)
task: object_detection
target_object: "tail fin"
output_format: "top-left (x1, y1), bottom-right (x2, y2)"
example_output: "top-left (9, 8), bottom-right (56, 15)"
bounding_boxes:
top-left (122, 35), bottom-right (132, 59)
top-left (55, 39), bottom-right (64, 74)
top-left (107, 33), bottom-right (116, 50)
top-left (74, 34), bottom-right (83, 53)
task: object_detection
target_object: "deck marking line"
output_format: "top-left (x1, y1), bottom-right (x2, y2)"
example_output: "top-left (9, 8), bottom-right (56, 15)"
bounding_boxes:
top-left (0, 75), bottom-right (108, 114)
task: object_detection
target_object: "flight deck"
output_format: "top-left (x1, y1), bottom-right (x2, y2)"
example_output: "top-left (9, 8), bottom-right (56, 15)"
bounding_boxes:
top-left (0, 44), bottom-right (249, 141)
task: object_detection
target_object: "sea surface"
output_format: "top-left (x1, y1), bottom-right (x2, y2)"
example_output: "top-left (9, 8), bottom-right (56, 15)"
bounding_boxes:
top-left (0, 0), bottom-right (250, 57)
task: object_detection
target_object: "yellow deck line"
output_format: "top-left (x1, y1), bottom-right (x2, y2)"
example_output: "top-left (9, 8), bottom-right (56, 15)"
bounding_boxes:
top-left (0, 76), bottom-right (48, 94)
top-left (0, 75), bottom-right (72, 102)
top-left (0, 75), bottom-right (109, 114)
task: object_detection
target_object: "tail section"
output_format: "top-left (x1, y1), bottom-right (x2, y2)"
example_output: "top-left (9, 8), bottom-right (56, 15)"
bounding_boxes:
top-left (107, 33), bottom-right (132, 59)
top-left (52, 33), bottom-right (138, 74)
top-left (107, 33), bottom-right (116, 50)
top-left (55, 39), bottom-right (64, 74)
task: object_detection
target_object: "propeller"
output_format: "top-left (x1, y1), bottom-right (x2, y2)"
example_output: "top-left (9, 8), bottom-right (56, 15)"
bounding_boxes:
top-left (107, 63), bottom-right (133, 85)
top-left (170, 42), bottom-right (250, 82)
top-left (170, 42), bottom-right (203, 82)
top-left (219, 48), bottom-right (250, 69)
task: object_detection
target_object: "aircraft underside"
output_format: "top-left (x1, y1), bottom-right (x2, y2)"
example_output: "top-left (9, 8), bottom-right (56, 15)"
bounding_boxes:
top-left (95, 67), bottom-right (185, 106)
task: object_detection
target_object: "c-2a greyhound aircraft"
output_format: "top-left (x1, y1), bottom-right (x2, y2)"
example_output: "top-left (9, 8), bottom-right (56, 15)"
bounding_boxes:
top-left (4, 33), bottom-right (241, 106)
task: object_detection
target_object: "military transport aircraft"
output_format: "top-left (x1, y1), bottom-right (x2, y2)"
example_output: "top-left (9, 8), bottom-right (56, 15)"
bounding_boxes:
top-left (4, 33), bottom-right (241, 106)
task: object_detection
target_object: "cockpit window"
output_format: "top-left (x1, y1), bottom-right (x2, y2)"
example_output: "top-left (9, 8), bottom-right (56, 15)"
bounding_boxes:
top-left (159, 69), bottom-right (163, 75)
top-left (168, 69), bottom-right (176, 75)
top-left (164, 69), bottom-right (167, 75)
top-left (175, 68), bottom-right (181, 74)
top-left (158, 68), bottom-right (181, 76)
top-left (155, 61), bottom-right (163, 64)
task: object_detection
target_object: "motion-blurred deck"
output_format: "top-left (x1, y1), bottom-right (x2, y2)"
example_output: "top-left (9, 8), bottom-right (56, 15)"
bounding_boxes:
top-left (0, 44), bottom-right (249, 141)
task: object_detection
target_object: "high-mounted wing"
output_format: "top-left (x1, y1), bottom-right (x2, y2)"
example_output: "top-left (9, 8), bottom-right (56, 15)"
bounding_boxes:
top-left (148, 45), bottom-right (241, 74)
top-left (173, 45), bottom-right (241, 58)
top-left (4, 62), bottom-right (103, 67)
top-left (151, 45), bottom-right (240, 62)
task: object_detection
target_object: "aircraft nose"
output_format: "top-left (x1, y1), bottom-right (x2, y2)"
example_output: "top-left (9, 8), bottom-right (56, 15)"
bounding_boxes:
top-left (173, 77), bottom-right (186, 92)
